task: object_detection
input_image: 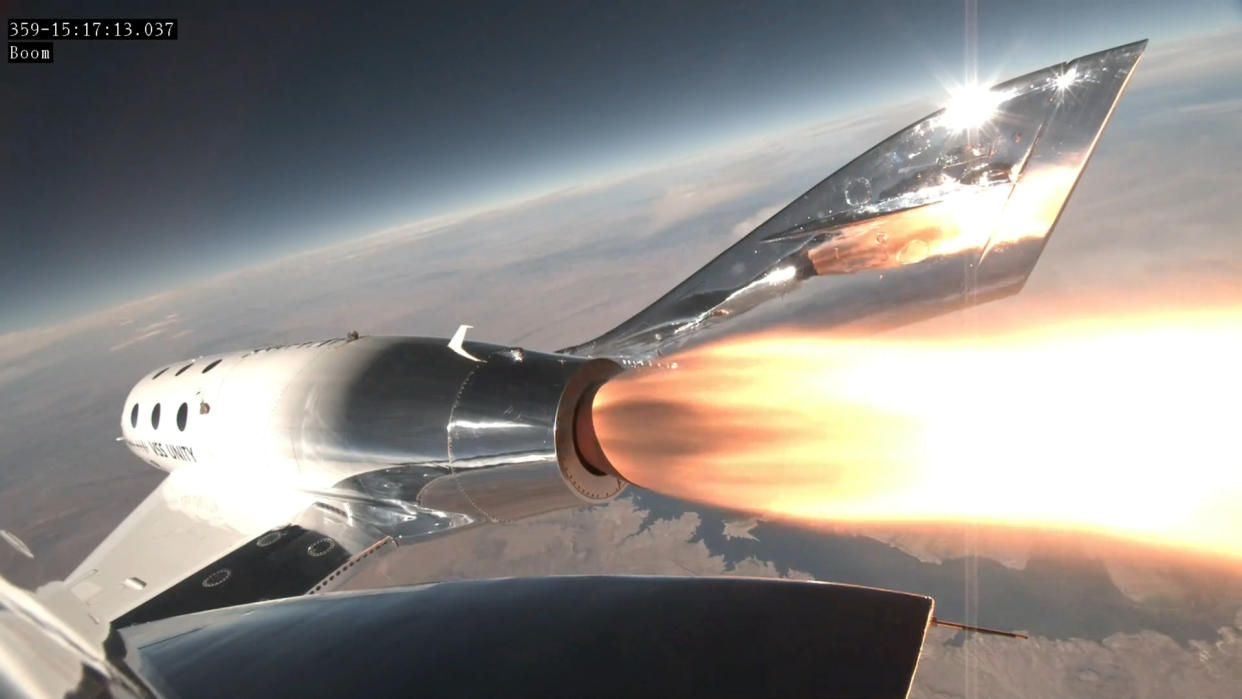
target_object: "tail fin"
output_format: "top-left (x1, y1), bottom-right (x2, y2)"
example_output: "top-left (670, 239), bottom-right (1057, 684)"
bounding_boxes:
top-left (562, 40), bottom-right (1146, 361)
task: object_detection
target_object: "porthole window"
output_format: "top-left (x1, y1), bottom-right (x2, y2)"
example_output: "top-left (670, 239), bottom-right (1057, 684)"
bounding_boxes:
top-left (176, 403), bottom-right (188, 431)
top-left (174, 362), bottom-right (194, 376)
top-left (202, 359), bottom-right (222, 374)
top-left (130, 403), bottom-right (139, 428)
top-left (152, 367), bottom-right (168, 379)
top-left (150, 404), bottom-right (161, 429)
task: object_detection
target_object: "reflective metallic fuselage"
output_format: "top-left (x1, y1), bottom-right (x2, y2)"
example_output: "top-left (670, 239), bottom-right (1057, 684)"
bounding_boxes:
top-left (119, 336), bottom-right (626, 539)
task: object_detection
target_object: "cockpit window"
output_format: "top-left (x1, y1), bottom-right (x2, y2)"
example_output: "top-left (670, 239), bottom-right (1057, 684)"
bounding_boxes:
top-left (152, 368), bottom-right (168, 379)
top-left (151, 404), bottom-right (161, 429)
top-left (130, 403), bottom-right (139, 428)
top-left (176, 403), bottom-right (188, 431)
top-left (174, 363), bottom-right (194, 376)
top-left (202, 359), bottom-right (222, 374)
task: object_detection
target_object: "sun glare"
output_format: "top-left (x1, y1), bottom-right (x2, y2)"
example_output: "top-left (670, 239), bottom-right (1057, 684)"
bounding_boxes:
top-left (939, 84), bottom-right (1011, 131)
top-left (1055, 67), bottom-right (1079, 92)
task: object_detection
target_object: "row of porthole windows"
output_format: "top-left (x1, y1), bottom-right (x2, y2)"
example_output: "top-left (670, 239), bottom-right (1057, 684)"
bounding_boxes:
top-left (130, 401), bottom-right (189, 431)
top-left (151, 358), bottom-right (222, 380)
top-left (135, 358), bottom-right (221, 438)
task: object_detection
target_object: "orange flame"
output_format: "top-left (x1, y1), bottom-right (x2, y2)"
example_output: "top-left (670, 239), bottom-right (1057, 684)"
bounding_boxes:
top-left (807, 166), bottom-right (1076, 275)
top-left (592, 307), bottom-right (1242, 559)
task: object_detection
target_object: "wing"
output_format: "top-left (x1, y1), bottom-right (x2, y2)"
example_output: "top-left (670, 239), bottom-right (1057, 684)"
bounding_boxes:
top-left (562, 40), bottom-right (1146, 361)
top-left (12, 575), bottom-right (935, 698)
top-left (52, 465), bottom-right (385, 629)
top-left (118, 576), bottom-right (934, 699)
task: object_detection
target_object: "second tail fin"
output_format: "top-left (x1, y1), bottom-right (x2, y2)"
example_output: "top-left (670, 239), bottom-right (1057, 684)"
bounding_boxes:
top-left (562, 40), bottom-right (1146, 361)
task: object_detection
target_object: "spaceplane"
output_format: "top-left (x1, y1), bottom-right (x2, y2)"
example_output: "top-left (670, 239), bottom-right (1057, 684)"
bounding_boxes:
top-left (1, 40), bottom-right (1145, 698)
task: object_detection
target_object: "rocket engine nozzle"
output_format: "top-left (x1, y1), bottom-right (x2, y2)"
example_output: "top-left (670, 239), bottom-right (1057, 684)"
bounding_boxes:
top-left (419, 344), bottom-right (629, 519)
top-left (572, 380), bottom-right (620, 480)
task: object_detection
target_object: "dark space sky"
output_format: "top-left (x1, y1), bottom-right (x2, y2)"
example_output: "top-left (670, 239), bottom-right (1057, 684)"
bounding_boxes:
top-left (1, 0), bottom-right (1235, 332)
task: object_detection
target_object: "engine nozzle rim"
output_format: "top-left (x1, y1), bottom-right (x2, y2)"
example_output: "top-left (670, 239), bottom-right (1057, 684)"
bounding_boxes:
top-left (572, 380), bottom-right (619, 479)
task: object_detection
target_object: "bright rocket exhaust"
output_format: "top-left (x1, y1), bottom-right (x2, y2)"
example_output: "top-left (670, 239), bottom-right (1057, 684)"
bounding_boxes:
top-left (584, 306), bottom-right (1242, 559)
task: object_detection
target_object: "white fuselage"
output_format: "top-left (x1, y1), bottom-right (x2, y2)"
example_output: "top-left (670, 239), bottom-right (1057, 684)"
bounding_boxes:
top-left (119, 336), bottom-right (374, 490)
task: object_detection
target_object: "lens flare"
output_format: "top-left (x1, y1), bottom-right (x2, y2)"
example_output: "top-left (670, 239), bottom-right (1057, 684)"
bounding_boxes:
top-left (939, 85), bottom-right (1013, 131)
top-left (1055, 67), bottom-right (1079, 92)
top-left (591, 308), bottom-right (1242, 559)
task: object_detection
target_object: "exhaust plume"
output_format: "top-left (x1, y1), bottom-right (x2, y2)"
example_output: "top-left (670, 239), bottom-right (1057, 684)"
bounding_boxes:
top-left (591, 307), bottom-right (1242, 559)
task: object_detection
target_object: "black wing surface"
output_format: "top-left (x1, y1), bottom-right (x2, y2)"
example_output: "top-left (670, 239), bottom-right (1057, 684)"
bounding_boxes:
top-left (118, 576), bottom-right (935, 699)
